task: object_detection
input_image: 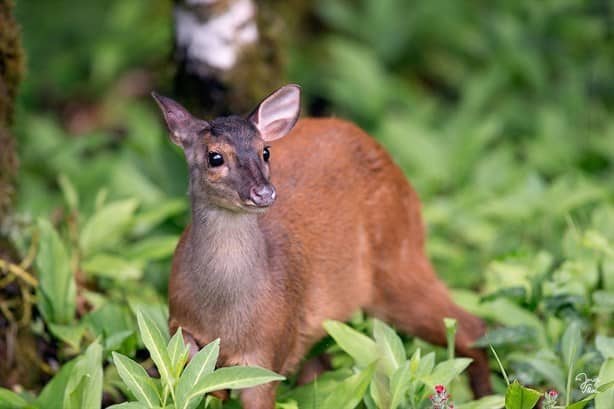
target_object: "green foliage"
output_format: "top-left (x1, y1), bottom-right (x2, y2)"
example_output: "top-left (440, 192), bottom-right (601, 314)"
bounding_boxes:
top-left (2, 0), bottom-right (614, 408)
top-left (108, 309), bottom-right (284, 409)
top-left (283, 319), bottom-right (487, 409)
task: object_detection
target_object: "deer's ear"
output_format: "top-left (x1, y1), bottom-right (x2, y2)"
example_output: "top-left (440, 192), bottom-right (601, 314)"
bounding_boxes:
top-left (248, 84), bottom-right (301, 142)
top-left (151, 92), bottom-right (207, 149)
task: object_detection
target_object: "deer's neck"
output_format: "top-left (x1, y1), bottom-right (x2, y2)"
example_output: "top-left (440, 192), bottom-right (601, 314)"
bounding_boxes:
top-left (188, 202), bottom-right (267, 304)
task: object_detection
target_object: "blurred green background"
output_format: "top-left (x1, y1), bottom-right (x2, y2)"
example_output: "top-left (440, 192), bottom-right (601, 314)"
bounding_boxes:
top-left (13, 0), bottom-right (614, 286)
top-left (2, 0), bottom-right (614, 405)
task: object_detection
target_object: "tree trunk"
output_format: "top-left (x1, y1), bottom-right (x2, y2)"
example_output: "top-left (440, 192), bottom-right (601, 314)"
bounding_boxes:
top-left (172, 0), bottom-right (309, 117)
top-left (0, 0), bottom-right (23, 224)
top-left (0, 0), bottom-right (30, 390)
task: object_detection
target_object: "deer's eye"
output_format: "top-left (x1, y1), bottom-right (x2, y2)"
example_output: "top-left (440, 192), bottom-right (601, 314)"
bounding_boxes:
top-left (208, 152), bottom-right (224, 167)
top-left (263, 147), bottom-right (270, 162)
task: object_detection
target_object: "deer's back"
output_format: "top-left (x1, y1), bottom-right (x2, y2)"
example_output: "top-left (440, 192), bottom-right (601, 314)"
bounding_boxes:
top-left (263, 118), bottom-right (426, 340)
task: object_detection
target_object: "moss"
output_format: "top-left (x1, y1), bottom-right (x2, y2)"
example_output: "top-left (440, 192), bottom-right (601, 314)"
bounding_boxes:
top-left (0, 0), bottom-right (25, 220)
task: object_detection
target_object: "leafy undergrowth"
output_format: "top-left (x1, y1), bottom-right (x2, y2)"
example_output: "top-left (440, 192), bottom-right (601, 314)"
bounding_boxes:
top-left (2, 0), bottom-right (614, 408)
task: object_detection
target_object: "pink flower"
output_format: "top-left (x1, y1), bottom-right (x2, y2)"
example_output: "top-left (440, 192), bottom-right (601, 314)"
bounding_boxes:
top-left (435, 384), bottom-right (446, 394)
top-left (547, 390), bottom-right (558, 399)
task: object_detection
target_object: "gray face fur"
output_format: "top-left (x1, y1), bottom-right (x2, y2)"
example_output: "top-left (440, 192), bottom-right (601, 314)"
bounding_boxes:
top-left (152, 84), bottom-right (301, 213)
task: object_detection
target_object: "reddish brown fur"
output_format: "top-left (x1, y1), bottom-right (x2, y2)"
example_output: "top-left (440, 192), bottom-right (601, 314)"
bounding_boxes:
top-left (169, 118), bottom-right (492, 408)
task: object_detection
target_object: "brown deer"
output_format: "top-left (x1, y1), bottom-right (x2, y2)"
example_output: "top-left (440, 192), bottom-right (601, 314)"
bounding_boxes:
top-left (152, 84), bottom-right (492, 408)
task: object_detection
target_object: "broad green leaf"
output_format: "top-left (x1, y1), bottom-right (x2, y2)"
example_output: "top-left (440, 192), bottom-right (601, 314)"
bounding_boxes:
top-left (566, 394), bottom-right (596, 409)
top-left (131, 198), bottom-right (186, 236)
top-left (324, 320), bottom-right (377, 367)
top-left (176, 339), bottom-right (220, 409)
top-left (123, 235), bottom-right (179, 262)
top-left (86, 303), bottom-right (138, 355)
top-left (80, 199), bottom-right (138, 256)
top-left (389, 361), bottom-right (412, 409)
top-left (112, 352), bottom-right (161, 407)
top-left (595, 359), bottom-right (614, 409)
top-left (369, 373), bottom-right (390, 409)
top-left (35, 360), bottom-right (77, 409)
top-left (136, 310), bottom-right (174, 389)
top-left (279, 368), bottom-right (354, 409)
top-left (57, 174), bottom-right (78, 210)
top-left (420, 357), bottom-right (472, 387)
top-left (561, 321), bottom-right (583, 370)
top-left (415, 352), bottom-right (435, 377)
top-left (0, 388), bottom-right (28, 409)
top-left (106, 403), bottom-right (149, 409)
top-left (64, 341), bottom-right (103, 409)
top-left (48, 323), bottom-right (86, 351)
top-left (129, 303), bottom-right (169, 341)
top-left (474, 326), bottom-right (535, 348)
top-left (595, 335), bottom-right (614, 359)
top-left (504, 381), bottom-right (541, 409)
top-left (408, 348), bottom-right (421, 375)
top-left (185, 366), bottom-right (284, 402)
top-left (373, 319), bottom-right (405, 376)
top-left (167, 328), bottom-right (190, 380)
top-left (35, 218), bottom-right (76, 325)
top-left (457, 395), bottom-right (505, 409)
top-left (321, 363), bottom-right (376, 409)
top-left (82, 254), bottom-right (144, 281)
top-left (508, 353), bottom-right (565, 392)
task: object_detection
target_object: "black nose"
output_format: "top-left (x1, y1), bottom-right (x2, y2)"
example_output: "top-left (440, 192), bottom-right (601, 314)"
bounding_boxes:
top-left (249, 185), bottom-right (276, 207)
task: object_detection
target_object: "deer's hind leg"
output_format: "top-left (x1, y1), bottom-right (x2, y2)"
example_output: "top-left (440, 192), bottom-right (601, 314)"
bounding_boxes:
top-left (369, 255), bottom-right (492, 397)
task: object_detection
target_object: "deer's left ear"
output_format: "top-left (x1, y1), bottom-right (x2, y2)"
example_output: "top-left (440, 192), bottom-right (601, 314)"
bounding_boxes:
top-left (248, 84), bottom-right (301, 141)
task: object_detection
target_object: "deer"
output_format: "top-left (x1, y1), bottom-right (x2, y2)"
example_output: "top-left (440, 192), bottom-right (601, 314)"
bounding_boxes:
top-left (152, 84), bottom-right (492, 408)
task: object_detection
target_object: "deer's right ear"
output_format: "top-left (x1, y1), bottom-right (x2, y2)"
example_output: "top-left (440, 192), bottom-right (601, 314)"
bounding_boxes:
top-left (151, 92), bottom-right (205, 149)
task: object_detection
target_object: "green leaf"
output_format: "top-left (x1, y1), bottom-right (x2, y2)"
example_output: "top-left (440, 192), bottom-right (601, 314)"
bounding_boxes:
top-left (595, 335), bottom-right (614, 359)
top-left (131, 199), bottom-right (186, 236)
top-left (35, 218), bottom-right (76, 325)
top-left (135, 309), bottom-right (174, 389)
top-left (415, 352), bottom-right (435, 377)
top-left (167, 328), bottom-right (190, 380)
top-left (369, 373), bottom-right (391, 409)
top-left (64, 341), bottom-right (103, 409)
top-left (321, 363), bottom-right (376, 409)
top-left (57, 174), bottom-right (78, 210)
top-left (105, 403), bottom-right (149, 409)
top-left (80, 199), bottom-right (138, 256)
top-left (112, 352), bottom-right (161, 407)
top-left (123, 235), bottom-right (179, 262)
top-left (457, 395), bottom-right (505, 409)
top-left (86, 303), bottom-right (138, 355)
top-left (389, 361), bottom-right (412, 409)
top-left (595, 359), bottom-right (614, 409)
top-left (324, 320), bottom-right (377, 367)
top-left (508, 353), bottom-right (565, 392)
top-left (419, 358), bottom-right (472, 387)
top-left (176, 339), bottom-right (220, 409)
top-left (48, 323), bottom-right (85, 350)
top-left (373, 319), bottom-right (405, 376)
top-left (0, 388), bottom-right (29, 409)
top-left (35, 360), bottom-right (77, 409)
top-left (82, 254), bottom-right (143, 281)
top-left (504, 380), bottom-right (541, 409)
top-left (566, 394), bottom-right (596, 409)
top-left (561, 321), bottom-right (583, 371)
top-left (186, 366), bottom-right (284, 402)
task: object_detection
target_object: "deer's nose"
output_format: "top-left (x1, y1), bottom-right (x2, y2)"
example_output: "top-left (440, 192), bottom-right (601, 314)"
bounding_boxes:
top-left (249, 184), bottom-right (276, 207)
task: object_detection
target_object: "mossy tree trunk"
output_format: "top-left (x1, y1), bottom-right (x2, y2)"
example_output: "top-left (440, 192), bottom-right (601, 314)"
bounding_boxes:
top-left (172, 0), bottom-right (309, 117)
top-left (0, 0), bottom-right (29, 389)
top-left (0, 0), bottom-right (23, 223)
